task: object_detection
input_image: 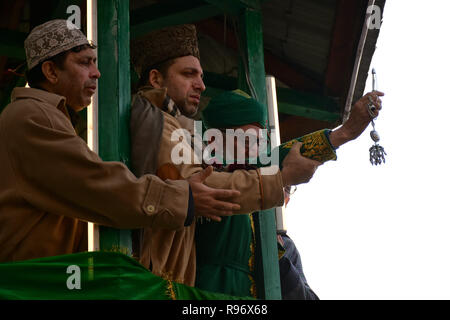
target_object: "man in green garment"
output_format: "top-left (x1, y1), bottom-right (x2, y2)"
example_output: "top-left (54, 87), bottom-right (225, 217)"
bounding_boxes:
top-left (195, 89), bottom-right (383, 299)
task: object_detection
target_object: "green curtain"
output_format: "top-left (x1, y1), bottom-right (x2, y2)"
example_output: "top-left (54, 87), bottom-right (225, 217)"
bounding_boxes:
top-left (0, 251), bottom-right (253, 300)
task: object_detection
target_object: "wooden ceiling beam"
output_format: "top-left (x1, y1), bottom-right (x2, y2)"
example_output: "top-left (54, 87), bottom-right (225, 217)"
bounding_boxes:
top-left (196, 18), bottom-right (321, 93)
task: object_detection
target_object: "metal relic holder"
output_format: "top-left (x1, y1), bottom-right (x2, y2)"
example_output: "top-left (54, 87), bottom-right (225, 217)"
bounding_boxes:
top-left (368, 68), bottom-right (386, 165)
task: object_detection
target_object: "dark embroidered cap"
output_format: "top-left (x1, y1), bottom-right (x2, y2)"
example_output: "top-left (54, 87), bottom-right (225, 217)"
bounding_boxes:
top-left (131, 24), bottom-right (200, 75)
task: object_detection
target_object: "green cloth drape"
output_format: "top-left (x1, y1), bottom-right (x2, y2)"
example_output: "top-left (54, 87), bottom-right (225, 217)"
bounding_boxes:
top-left (0, 251), bottom-right (252, 300)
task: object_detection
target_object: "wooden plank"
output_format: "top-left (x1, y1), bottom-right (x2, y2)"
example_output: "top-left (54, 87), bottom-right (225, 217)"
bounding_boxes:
top-left (97, 0), bottom-right (132, 255)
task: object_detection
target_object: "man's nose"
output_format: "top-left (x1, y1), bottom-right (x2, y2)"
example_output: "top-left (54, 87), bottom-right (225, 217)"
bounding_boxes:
top-left (91, 65), bottom-right (101, 79)
top-left (194, 77), bottom-right (206, 92)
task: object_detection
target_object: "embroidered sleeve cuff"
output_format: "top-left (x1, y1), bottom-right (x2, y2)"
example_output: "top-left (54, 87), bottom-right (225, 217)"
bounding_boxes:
top-left (278, 129), bottom-right (337, 165)
top-left (300, 129), bottom-right (337, 162)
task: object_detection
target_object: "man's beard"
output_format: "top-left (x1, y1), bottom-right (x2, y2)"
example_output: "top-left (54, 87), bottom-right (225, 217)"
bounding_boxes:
top-left (180, 101), bottom-right (199, 118)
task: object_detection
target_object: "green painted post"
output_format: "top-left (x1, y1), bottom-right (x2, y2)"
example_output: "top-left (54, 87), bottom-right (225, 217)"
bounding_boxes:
top-left (238, 8), bottom-right (281, 299)
top-left (97, 0), bottom-right (132, 255)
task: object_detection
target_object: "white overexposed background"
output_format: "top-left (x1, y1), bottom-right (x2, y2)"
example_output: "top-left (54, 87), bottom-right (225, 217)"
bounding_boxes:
top-left (286, 0), bottom-right (450, 300)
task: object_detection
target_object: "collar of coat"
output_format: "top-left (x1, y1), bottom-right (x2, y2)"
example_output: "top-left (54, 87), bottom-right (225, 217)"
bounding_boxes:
top-left (137, 86), bottom-right (181, 118)
top-left (11, 87), bottom-right (80, 127)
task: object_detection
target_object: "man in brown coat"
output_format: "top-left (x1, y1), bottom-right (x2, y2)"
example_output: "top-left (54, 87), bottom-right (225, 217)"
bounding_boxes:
top-left (0, 20), bottom-right (242, 263)
top-left (130, 25), bottom-right (320, 285)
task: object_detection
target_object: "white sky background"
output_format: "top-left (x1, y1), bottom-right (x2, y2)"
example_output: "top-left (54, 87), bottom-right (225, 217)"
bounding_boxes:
top-left (285, 0), bottom-right (450, 300)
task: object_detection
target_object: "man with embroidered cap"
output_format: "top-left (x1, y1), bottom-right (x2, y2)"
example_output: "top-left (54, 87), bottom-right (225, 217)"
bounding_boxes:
top-left (0, 19), bottom-right (241, 263)
top-left (130, 24), bottom-right (321, 286)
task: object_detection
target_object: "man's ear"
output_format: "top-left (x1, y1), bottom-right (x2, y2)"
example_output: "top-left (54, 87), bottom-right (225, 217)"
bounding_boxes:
top-left (41, 61), bottom-right (58, 84)
top-left (149, 69), bottom-right (164, 88)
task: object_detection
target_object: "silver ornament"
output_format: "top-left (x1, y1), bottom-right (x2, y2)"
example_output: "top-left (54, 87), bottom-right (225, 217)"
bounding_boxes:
top-left (370, 130), bottom-right (380, 142)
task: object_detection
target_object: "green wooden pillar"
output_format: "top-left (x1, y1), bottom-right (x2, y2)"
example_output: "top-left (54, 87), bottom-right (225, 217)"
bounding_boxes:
top-left (238, 8), bottom-right (281, 299)
top-left (97, 0), bottom-right (132, 255)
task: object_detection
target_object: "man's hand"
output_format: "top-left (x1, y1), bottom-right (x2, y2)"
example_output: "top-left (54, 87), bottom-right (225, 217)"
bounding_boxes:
top-left (329, 90), bottom-right (384, 148)
top-left (281, 142), bottom-right (321, 186)
top-left (187, 166), bottom-right (241, 222)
